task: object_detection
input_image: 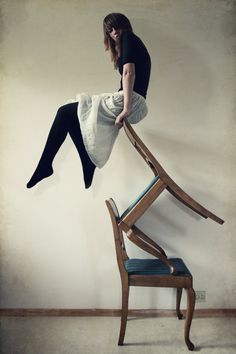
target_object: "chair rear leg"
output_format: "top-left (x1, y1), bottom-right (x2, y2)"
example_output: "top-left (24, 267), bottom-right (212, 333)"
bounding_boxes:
top-left (167, 185), bottom-right (224, 224)
top-left (176, 288), bottom-right (184, 319)
top-left (118, 283), bottom-right (129, 345)
top-left (184, 288), bottom-right (196, 351)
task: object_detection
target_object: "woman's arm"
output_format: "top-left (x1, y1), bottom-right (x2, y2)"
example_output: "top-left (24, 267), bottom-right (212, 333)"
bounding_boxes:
top-left (115, 62), bottom-right (135, 127)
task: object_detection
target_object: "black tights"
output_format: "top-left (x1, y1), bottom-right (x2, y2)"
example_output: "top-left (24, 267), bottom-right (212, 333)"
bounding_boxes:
top-left (27, 103), bottom-right (96, 189)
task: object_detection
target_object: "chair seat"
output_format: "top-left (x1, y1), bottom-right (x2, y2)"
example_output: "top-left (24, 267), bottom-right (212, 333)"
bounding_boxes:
top-left (125, 258), bottom-right (192, 276)
top-left (119, 176), bottom-right (160, 220)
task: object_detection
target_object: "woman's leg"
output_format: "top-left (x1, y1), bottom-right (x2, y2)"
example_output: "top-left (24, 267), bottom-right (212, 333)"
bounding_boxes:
top-left (27, 103), bottom-right (96, 189)
top-left (66, 103), bottom-right (96, 189)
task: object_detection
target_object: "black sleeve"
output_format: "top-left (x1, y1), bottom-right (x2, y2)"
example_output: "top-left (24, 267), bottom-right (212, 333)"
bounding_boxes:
top-left (121, 32), bottom-right (137, 65)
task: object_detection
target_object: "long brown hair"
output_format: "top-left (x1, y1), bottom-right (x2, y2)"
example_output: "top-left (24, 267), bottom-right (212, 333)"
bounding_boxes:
top-left (103, 13), bottom-right (133, 69)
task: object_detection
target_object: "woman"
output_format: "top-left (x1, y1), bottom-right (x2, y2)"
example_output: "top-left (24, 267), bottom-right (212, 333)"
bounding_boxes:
top-left (27, 13), bottom-right (151, 189)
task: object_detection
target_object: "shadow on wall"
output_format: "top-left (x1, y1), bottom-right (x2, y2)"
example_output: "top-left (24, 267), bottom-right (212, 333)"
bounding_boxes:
top-left (0, 253), bottom-right (41, 308)
top-left (124, 20), bottom-right (218, 155)
top-left (123, 193), bottom-right (198, 258)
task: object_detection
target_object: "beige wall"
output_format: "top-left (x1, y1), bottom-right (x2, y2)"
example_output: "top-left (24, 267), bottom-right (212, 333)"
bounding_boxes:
top-left (0, 0), bottom-right (235, 309)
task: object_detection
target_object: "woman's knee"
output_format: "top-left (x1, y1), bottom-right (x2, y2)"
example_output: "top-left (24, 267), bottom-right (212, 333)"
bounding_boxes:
top-left (56, 103), bottom-right (78, 121)
top-left (57, 102), bottom-right (78, 114)
top-left (57, 104), bottom-right (70, 116)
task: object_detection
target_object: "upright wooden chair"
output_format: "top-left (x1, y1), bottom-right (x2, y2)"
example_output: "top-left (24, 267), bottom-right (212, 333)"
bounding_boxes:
top-left (106, 198), bottom-right (196, 350)
top-left (105, 120), bottom-right (224, 350)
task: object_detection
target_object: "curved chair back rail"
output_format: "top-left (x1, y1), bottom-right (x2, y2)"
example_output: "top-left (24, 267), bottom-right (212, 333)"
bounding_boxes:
top-left (123, 119), bottom-right (224, 225)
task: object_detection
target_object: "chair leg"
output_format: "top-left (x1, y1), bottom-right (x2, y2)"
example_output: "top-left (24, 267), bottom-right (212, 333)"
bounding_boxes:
top-left (118, 282), bottom-right (129, 345)
top-left (167, 184), bottom-right (224, 224)
top-left (176, 288), bottom-right (184, 319)
top-left (185, 288), bottom-right (196, 351)
top-left (167, 185), bottom-right (208, 219)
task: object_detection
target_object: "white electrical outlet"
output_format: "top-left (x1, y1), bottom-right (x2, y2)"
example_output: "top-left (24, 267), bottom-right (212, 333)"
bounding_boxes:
top-left (195, 291), bottom-right (206, 302)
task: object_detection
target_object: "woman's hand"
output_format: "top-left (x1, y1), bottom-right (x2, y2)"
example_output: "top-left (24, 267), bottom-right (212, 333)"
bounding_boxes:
top-left (115, 109), bottom-right (130, 127)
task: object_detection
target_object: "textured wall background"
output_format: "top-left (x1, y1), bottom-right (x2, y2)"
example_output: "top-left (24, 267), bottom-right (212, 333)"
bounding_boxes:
top-left (0, 0), bottom-right (235, 309)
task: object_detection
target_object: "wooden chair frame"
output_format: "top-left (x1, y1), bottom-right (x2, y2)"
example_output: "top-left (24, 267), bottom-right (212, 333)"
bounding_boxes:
top-left (122, 120), bottom-right (224, 228)
top-left (106, 198), bottom-right (196, 350)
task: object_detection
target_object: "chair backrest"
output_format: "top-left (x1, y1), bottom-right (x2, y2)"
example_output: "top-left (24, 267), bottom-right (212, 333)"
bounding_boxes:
top-left (123, 120), bottom-right (167, 179)
top-left (105, 199), bottom-right (129, 277)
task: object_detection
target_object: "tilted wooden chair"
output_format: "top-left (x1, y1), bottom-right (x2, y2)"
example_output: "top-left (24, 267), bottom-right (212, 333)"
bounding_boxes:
top-left (122, 119), bottom-right (224, 227)
top-left (105, 120), bottom-right (224, 350)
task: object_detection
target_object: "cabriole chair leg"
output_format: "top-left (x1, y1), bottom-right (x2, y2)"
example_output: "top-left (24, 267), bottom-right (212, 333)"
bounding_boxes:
top-left (185, 288), bottom-right (196, 351)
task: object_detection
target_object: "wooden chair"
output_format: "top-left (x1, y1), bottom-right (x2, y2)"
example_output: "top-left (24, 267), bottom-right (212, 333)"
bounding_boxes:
top-left (105, 121), bottom-right (224, 350)
top-left (122, 120), bottom-right (224, 227)
top-left (106, 198), bottom-right (196, 350)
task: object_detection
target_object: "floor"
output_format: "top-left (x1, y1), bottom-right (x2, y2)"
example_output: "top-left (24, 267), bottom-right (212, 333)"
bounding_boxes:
top-left (1, 316), bottom-right (236, 354)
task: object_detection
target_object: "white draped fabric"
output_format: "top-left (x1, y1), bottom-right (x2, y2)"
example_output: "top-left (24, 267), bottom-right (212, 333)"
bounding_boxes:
top-left (68, 91), bottom-right (148, 168)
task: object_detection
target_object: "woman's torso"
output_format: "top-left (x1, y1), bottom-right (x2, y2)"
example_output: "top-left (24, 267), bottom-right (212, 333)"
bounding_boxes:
top-left (117, 31), bottom-right (151, 99)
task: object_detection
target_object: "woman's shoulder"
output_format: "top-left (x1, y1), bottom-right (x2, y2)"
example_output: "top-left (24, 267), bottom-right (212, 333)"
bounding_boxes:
top-left (122, 31), bottom-right (138, 42)
top-left (122, 31), bottom-right (146, 49)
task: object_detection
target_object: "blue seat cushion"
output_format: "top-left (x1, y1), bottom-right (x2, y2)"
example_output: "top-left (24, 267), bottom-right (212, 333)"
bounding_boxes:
top-left (125, 258), bottom-right (192, 276)
top-left (119, 176), bottom-right (160, 220)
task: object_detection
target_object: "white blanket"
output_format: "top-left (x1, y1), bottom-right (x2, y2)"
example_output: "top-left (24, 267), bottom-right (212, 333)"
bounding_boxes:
top-left (68, 91), bottom-right (148, 168)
